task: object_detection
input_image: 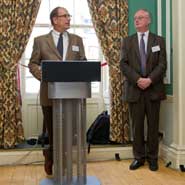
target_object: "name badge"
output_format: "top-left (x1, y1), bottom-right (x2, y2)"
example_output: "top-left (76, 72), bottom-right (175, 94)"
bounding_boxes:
top-left (72, 45), bottom-right (79, 52)
top-left (152, 45), bottom-right (160, 52)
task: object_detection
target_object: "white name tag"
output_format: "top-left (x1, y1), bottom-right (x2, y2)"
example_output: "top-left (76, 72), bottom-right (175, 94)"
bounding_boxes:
top-left (72, 45), bottom-right (79, 52)
top-left (152, 45), bottom-right (160, 52)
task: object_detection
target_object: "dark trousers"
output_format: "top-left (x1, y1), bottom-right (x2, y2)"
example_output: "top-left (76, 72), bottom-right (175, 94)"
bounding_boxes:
top-left (42, 106), bottom-right (53, 160)
top-left (129, 91), bottom-right (160, 162)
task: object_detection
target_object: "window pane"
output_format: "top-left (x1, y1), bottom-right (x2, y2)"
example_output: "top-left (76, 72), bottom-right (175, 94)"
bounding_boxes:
top-left (26, 78), bottom-right (40, 94)
top-left (73, 28), bottom-right (100, 60)
top-left (102, 63), bottom-right (109, 95)
top-left (25, 27), bottom-right (50, 59)
top-left (25, 67), bottom-right (32, 78)
top-left (72, 28), bottom-right (101, 93)
top-left (74, 0), bottom-right (92, 25)
top-left (53, 0), bottom-right (74, 15)
top-left (35, 0), bottom-right (50, 24)
top-left (91, 82), bottom-right (100, 93)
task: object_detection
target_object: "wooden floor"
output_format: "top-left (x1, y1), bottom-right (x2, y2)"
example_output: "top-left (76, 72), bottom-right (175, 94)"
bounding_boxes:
top-left (0, 159), bottom-right (185, 185)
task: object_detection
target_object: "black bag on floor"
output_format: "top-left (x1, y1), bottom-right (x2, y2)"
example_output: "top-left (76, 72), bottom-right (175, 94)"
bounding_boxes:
top-left (86, 110), bottom-right (110, 153)
top-left (37, 132), bottom-right (49, 147)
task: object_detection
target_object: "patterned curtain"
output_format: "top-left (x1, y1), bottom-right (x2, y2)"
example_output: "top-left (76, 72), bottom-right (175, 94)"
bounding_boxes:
top-left (87, 0), bottom-right (130, 143)
top-left (0, 0), bottom-right (41, 148)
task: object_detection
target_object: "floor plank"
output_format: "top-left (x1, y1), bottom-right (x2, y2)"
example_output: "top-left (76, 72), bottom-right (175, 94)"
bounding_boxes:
top-left (0, 159), bottom-right (184, 185)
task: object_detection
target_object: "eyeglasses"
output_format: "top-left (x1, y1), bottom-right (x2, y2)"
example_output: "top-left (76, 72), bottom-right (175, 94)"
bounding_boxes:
top-left (134, 16), bottom-right (147, 21)
top-left (57, 14), bottom-right (72, 18)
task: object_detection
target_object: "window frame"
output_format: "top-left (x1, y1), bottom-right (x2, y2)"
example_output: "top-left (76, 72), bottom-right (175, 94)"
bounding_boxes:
top-left (20, 1), bottom-right (103, 99)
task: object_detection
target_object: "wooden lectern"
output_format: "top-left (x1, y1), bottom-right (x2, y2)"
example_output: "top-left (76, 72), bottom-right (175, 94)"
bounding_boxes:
top-left (40, 61), bottom-right (101, 185)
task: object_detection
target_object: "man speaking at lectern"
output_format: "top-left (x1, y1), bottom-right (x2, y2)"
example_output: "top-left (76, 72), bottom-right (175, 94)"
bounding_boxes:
top-left (28, 7), bottom-right (86, 175)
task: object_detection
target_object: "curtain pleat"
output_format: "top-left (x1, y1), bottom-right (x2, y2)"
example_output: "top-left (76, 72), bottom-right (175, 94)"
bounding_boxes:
top-left (87, 0), bottom-right (130, 143)
top-left (0, 0), bottom-right (41, 148)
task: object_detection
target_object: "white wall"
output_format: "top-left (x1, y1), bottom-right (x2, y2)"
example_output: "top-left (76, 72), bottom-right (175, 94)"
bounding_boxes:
top-left (160, 0), bottom-right (185, 170)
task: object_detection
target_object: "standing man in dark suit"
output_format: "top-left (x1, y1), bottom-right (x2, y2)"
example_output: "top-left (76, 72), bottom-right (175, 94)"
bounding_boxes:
top-left (120, 9), bottom-right (167, 171)
top-left (28, 7), bottom-right (86, 175)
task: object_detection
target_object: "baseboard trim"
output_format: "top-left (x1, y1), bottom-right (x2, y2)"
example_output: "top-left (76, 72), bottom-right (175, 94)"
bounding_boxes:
top-left (0, 146), bottom-right (133, 166)
top-left (2, 144), bottom-right (185, 169)
top-left (160, 143), bottom-right (185, 170)
top-left (3, 143), bottom-right (185, 169)
top-left (0, 150), bottom-right (44, 166)
top-left (87, 146), bottom-right (133, 161)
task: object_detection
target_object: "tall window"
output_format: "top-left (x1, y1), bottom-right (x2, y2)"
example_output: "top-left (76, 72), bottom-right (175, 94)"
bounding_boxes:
top-left (21, 0), bottom-right (102, 97)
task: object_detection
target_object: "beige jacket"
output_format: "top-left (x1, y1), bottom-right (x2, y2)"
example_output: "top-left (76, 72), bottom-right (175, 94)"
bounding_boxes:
top-left (29, 31), bottom-right (86, 106)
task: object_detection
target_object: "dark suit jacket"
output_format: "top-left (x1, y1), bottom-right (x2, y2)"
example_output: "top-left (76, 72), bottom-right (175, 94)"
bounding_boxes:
top-left (120, 32), bottom-right (167, 103)
top-left (29, 31), bottom-right (86, 106)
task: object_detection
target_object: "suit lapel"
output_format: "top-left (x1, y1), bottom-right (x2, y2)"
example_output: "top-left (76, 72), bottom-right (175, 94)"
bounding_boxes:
top-left (65, 32), bottom-right (71, 60)
top-left (45, 32), bottom-right (62, 60)
top-left (146, 32), bottom-right (155, 61)
top-left (133, 34), bottom-right (140, 60)
top-left (132, 34), bottom-right (142, 71)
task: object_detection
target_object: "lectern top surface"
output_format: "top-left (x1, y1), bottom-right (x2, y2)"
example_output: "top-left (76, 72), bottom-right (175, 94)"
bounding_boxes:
top-left (42, 60), bottom-right (101, 82)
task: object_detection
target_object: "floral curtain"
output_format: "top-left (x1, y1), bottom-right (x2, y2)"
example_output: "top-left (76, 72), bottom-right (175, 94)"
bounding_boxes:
top-left (87, 0), bottom-right (130, 143)
top-left (0, 0), bottom-right (41, 148)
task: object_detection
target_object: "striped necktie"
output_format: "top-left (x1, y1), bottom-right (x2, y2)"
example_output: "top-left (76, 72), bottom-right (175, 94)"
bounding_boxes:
top-left (139, 33), bottom-right (146, 76)
top-left (57, 33), bottom-right (63, 58)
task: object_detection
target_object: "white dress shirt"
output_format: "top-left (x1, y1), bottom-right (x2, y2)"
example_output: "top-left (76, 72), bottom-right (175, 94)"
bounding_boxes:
top-left (137, 30), bottom-right (149, 53)
top-left (52, 29), bottom-right (69, 60)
